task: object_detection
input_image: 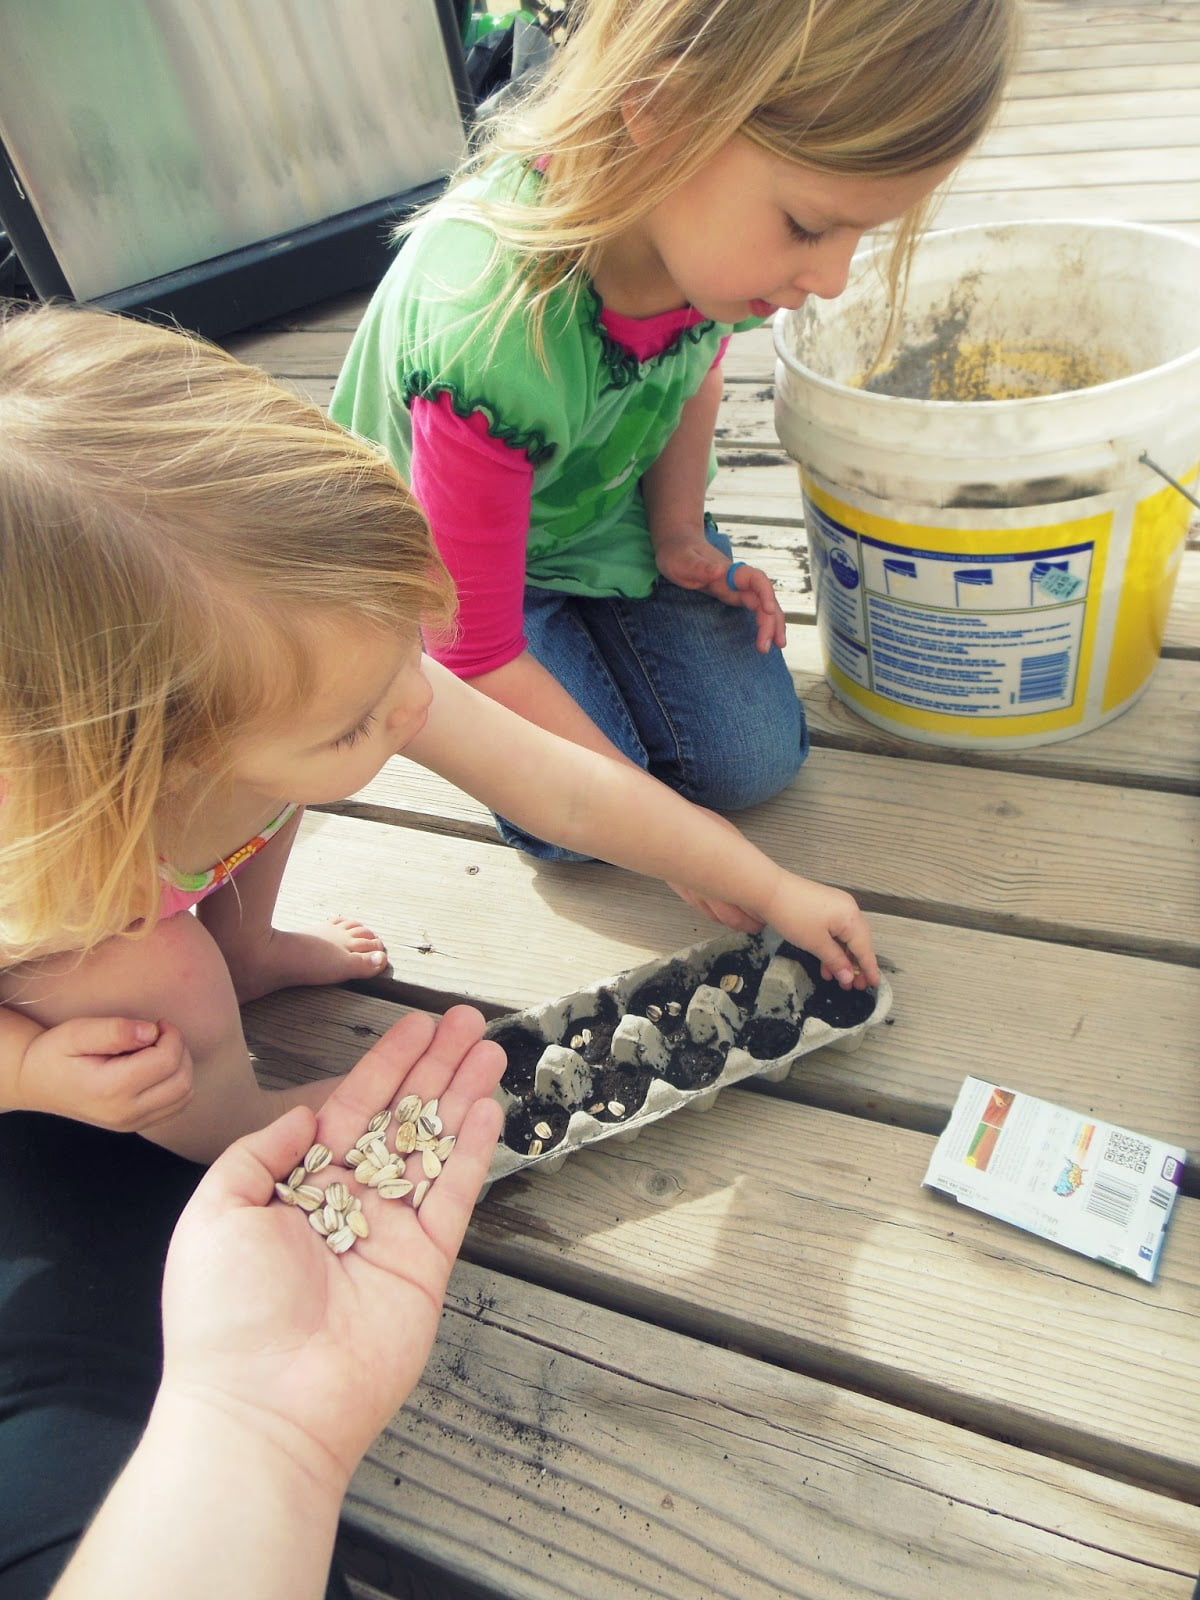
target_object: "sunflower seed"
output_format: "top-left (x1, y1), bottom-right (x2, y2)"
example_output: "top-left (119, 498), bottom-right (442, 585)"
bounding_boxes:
top-left (274, 1182), bottom-right (300, 1206)
top-left (646, 1004), bottom-right (663, 1022)
top-left (321, 1203), bottom-right (342, 1233)
top-left (608, 1100), bottom-right (626, 1116)
top-left (347, 1209), bottom-right (370, 1239)
top-left (377, 1179), bottom-right (414, 1200)
top-left (527, 1138), bottom-right (543, 1157)
top-left (344, 1147), bottom-right (367, 1168)
top-left (418, 1113), bottom-right (442, 1139)
top-left (367, 1136), bottom-right (391, 1165)
top-left (411, 1179), bottom-right (430, 1209)
top-left (287, 1166), bottom-right (308, 1190)
top-left (666, 1000), bottom-right (683, 1016)
top-left (309, 1209), bottom-right (333, 1236)
top-left (293, 1185), bottom-right (325, 1212)
top-left (368, 1110), bottom-right (392, 1134)
top-left (393, 1094), bottom-right (422, 1123)
top-left (434, 1134), bottom-right (457, 1161)
top-left (533, 1120), bottom-right (552, 1140)
top-left (718, 973), bottom-right (744, 994)
top-left (421, 1148), bottom-right (443, 1180)
top-left (588, 1102), bottom-right (605, 1115)
top-left (393, 1121), bottom-right (417, 1155)
top-left (325, 1182), bottom-right (351, 1213)
top-left (354, 1130), bottom-right (380, 1153)
top-left (325, 1226), bottom-right (356, 1255)
top-left (568, 1027), bottom-right (593, 1050)
top-left (302, 1143), bottom-right (332, 1175)
top-left (364, 1162), bottom-right (404, 1188)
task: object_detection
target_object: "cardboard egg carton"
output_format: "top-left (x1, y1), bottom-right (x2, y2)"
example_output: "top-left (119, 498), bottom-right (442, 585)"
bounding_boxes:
top-left (484, 928), bottom-right (892, 1183)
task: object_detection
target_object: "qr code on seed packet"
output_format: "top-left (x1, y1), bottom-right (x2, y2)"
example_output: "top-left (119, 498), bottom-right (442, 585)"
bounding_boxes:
top-left (922, 1078), bottom-right (1186, 1283)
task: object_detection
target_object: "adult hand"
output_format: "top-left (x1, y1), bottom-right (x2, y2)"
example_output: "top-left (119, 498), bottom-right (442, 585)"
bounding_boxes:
top-left (20, 1016), bottom-right (194, 1130)
top-left (158, 1006), bottom-right (505, 1490)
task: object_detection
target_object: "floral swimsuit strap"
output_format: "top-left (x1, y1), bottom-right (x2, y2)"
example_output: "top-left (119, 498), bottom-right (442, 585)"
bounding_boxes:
top-left (161, 803), bottom-right (299, 897)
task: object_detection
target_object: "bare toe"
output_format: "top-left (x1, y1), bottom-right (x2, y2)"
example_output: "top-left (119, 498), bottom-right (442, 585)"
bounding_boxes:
top-left (330, 915), bottom-right (382, 950)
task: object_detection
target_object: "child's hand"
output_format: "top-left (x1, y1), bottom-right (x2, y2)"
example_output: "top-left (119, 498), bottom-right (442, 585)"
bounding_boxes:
top-left (21, 1017), bottom-right (194, 1131)
top-left (653, 534), bottom-right (786, 653)
top-left (764, 874), bottom-right (880, 991)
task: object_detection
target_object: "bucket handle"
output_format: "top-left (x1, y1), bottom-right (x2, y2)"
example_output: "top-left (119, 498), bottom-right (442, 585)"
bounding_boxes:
top-left (1140, 452), bottom-right (1200, 513)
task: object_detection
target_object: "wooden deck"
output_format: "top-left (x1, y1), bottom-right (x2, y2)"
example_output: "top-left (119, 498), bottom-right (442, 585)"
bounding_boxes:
top-left (226, 4), bottom-right (1200, 1595)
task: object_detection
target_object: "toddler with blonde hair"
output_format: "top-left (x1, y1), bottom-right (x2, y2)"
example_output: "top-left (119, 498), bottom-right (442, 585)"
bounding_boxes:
top-left (1, 304), bottom-right (877, 1165)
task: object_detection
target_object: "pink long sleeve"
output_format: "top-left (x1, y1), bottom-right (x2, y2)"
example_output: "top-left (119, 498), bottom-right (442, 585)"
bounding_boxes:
top-left (410, 392), bottom-right (534, 677)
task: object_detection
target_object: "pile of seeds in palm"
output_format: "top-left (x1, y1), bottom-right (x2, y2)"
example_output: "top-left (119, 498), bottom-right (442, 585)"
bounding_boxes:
top-left (271, 1093), bottom-right (454, 1254)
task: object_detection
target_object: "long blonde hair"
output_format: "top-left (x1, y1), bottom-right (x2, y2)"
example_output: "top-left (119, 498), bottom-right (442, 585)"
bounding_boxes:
top-left (450, 0), bottom-right (1020, 341)
top-left (0, 303), bottom-right (453, 962)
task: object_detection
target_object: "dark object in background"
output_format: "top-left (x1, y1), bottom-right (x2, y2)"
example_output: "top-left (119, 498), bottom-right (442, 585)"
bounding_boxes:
top-left (463, 2), bottom-right (564, 130)
top-left (0, 231), bottom-right (36, 302)
top-left (0, 0), bottom-right (473, 340)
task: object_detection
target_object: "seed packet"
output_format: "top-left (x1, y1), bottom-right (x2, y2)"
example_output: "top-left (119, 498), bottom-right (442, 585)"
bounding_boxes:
top-left (923, 1077), bottom-right (1186, 1283)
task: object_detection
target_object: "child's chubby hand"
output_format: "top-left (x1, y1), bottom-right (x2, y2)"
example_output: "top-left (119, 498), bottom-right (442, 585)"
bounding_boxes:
top-left (21, 1017), bottom-right (194, 1131)
top-left (762, 873), bottom-right (880, 991)
top-left (652, 533), bottom-right (786, 653)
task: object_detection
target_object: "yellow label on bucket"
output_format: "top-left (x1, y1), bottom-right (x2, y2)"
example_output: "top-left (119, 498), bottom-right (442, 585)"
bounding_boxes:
top-left (802, 478), bottom-right (1113, 739)
top-left (1101, 471), bottom-right (1195, 712)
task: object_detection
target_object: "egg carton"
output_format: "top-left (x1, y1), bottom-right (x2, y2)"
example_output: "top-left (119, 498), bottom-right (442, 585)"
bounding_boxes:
top-left (483, 927), bottom-right (892, 1184)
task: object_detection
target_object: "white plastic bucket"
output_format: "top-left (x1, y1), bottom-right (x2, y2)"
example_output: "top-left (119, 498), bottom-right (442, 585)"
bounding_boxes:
top-left (773, 220), bottom-right (1200, 749)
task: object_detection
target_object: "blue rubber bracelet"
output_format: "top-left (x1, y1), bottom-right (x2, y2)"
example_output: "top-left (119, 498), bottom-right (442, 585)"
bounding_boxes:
top-left (725, 560), bottom-right (747, 591)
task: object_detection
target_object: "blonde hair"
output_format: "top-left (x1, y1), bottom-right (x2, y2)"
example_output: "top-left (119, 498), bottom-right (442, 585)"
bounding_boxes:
top-left (449, 0), bottom-right (1019, 342)
top-left (0, 303), bottom-right (454, 962)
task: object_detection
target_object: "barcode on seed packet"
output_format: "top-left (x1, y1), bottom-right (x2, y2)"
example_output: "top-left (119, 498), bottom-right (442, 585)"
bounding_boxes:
top-left (922, 1077), bottom-right (1186, 1283)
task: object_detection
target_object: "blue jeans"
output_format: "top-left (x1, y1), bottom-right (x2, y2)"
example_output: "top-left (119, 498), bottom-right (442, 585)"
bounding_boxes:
top-left (498, 525), bottom-right (808, 859)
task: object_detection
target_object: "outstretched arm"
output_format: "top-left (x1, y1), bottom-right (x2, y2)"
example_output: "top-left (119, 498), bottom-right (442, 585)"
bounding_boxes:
top-left (409, 663), bottom-right (878, 988)
top-left (50, 1007), bottom-right (505, 1600)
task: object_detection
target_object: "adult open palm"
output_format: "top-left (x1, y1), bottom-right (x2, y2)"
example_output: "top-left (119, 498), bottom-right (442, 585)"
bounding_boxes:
top-left (158, 1007), bottom-right (505, 1486)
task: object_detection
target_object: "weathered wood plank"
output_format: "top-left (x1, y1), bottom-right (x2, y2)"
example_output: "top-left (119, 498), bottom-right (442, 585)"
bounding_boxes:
top-left (999, 88), bottom-right (1200, 126)
top-left (1003, 62), bottom-right (1200, 98)
top-left (784, 630), bottom-right (1200, 791)
top-left (954, 146), bottom-right (1200, 191)
top-left (781, 913), bottom-right (1200, 1160)
top-left (980, 115), bottom-right (1200, 158)
top-left (222, 326), bottom-right (355, 376)
top-left (467, 1100), bottom-right (1200, 1494)
top-left (1016, 41), bottom-right (1200, 72)
top-left (933, 183), bottom-right (1200, 225)
top-left (731, 750), bottom-right (1200, 960)
top-left (341, 1261), bottom-right (1200, 1600)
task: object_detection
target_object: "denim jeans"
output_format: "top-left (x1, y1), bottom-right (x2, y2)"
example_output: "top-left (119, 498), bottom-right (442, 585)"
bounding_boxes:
top-left (497, 524), bottom-right (808, 859)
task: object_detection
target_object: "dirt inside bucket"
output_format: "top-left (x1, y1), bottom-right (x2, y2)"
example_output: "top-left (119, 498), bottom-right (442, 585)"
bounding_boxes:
top-left (861, 289), bottom-right (1130, 401)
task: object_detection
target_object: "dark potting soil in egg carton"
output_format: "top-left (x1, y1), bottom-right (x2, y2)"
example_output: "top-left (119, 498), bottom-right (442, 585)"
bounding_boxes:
top-left (483, 928), bottom-right (893, 1183)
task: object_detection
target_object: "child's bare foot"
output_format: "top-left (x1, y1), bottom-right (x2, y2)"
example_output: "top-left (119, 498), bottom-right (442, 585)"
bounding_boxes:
top-left (230, 916), bottom-right (388, 1004)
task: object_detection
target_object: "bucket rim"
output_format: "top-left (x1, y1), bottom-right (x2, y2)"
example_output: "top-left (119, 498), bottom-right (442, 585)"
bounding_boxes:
top-left (772, 217), bottom-right (1200, 412)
